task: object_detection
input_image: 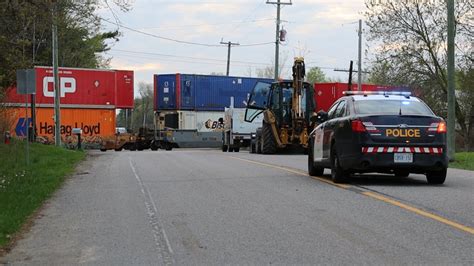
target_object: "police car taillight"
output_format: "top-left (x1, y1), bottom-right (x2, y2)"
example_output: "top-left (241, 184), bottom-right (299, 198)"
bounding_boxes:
top-left (351, 120), bottom-right (366, 132)
top-left (428, 122), bottom-right (446, 133)
top-left (437, 122), bottom-right (446, 133)
top-left (362, 121), bottom-right (380, 133)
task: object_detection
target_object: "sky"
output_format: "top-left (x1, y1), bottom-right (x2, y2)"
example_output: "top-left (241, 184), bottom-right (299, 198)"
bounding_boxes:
top-left (98, 0), bottom-right (368, 96)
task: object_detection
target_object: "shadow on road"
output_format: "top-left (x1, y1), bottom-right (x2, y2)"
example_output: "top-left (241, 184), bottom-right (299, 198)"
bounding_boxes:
top-left (318, 173), bottom-right (432, 187)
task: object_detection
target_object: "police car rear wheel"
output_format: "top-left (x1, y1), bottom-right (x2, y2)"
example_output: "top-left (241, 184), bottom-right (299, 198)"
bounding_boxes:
top-left (331, 147), bottom-right (348, 183)
top-left (426, 168), bottom-right (447, 184)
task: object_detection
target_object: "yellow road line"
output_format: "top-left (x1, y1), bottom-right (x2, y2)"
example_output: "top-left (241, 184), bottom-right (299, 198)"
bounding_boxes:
top-left (229, 155), bottom-right (474, 235)
top-left (229, 156), bottom-right (350, 189)
top-left (362, 191), bottom-right (474, 235)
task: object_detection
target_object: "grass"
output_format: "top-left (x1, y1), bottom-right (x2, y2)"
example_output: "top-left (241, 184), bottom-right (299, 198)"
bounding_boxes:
top-left (450, 152), bottom-right (474, 171)
top-left (0, 140), bottom-right (85, 248)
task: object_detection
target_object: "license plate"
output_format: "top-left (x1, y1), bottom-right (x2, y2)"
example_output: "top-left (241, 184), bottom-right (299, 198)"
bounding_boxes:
top-left (394, 153), bottom-right (413, 163)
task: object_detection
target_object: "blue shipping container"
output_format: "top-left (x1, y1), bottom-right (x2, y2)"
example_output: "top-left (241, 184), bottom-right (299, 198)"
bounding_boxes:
top-left (154, 74), bottom-right (273, 111)
top-left (154, 74), bottom-right (178, 110)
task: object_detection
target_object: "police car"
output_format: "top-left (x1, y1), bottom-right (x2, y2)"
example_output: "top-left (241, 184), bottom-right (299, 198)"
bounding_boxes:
top-left (308, 91), bottom-right (448, 184)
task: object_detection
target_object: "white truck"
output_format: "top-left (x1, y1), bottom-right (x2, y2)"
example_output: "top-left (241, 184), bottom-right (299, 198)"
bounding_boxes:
top-left (221, 97), bottom-right (262, 152)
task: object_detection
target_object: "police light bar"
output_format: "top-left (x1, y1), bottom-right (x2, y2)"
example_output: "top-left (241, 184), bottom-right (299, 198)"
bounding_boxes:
top-left (343, 91), bottom-right (411, 97)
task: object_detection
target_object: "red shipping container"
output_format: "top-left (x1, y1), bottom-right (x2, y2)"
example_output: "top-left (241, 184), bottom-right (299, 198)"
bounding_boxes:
top-left (115, 70), bottom-right (134, 108)
top-left (5, 66), bottom-right (134, 109)
top-left (314, 83), bottom-right (401, 112)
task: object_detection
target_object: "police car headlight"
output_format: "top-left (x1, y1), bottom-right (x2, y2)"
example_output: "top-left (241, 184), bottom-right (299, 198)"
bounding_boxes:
top-left (251, 133), bottom-right (256, 138)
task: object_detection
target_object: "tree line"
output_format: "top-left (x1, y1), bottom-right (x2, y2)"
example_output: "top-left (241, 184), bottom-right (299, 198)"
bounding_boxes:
top-left (0, 0), bottom-right (130, 97)
top-left (365, 1), bottom-right (473, 151)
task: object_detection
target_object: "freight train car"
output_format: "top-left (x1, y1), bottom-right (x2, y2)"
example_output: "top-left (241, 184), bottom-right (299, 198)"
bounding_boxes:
top-left (2, 66), bottom-right (134, 147)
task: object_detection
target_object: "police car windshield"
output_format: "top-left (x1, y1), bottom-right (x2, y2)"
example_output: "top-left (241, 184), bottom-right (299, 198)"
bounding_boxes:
top-left (354, 99), bottom-right (433, 116)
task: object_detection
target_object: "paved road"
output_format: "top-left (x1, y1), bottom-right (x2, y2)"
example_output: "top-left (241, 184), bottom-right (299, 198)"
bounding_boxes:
top-left (2, 149), bottom-right (473, 265)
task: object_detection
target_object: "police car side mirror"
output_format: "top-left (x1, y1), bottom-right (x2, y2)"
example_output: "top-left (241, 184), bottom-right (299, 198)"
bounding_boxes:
top-left (313, 110), bottom-right (328, 123)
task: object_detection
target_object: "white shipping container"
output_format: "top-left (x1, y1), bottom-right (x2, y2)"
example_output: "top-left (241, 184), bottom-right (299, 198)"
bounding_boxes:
top-left (178, 111), bottom-right (225, 132)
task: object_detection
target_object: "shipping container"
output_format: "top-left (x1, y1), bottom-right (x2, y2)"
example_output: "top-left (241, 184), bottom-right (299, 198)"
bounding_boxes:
top-left (3, 107), bottom-right (115, 146)
top-left (157, 110), bottom-right (225, 132)
top-left (154, 74), bottom-right (273, 111)
top-left (5, 66), bottom-right (134, 109)
top-left (314, 83), bottom-right (411, 112)
top-left (114, 70), bottom-right (134, 108)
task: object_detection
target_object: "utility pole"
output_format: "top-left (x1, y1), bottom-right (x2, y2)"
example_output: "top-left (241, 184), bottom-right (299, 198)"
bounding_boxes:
top-left (334, 64), bottom-right (369, 90)
top-left (357, 19), bottom-right (362, 91)
top-left (267, 0), bottom-right (292, 81)
top-left (348, 61), bottom-right (354, 91)
top-left (447, 0), bottom-right (455, 160)
top-left (52, 1), bottom-right (61, 146)
top-left (220, 40), bottom-right (239, 76)
top-left (31, 21), bottom-right (36, 142)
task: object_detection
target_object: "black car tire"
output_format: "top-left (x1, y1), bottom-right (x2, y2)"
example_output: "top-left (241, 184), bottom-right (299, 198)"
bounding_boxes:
top-left (228, 147), bottom-right (234, 152)
top-left (331, 146), bottom-right (348, 183)
top-left (256, 129), bottom-right (262, 154)
top-left (114, 148), bottom-right (123, 152)
top-left (234, 147), bottom-right (240, 152)
top-left (308, 139), bottom-right (324, 176)
top-left (250, 142), bottom-right (256, 153)
top-left (394, 170), bottom-right (409, 178)
top-left (426, 168), bottom-right (447, 184)
top-left (222, 145), bottom-right (228, 152)
top-left (262, 122), bottom-right (276, 154)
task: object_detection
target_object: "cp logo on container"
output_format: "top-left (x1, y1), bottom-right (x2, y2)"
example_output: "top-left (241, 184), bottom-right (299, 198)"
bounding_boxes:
top-left (43, 77), bottom-right (76, 97)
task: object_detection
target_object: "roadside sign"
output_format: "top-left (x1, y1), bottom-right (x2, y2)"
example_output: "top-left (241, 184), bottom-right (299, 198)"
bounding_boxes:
top-left (16, 69), bottom-right (36, 95)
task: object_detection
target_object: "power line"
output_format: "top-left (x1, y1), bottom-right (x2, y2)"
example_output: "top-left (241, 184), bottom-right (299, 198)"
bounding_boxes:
top-left (102, 18), bottom-right (221, 47)
top-left (140, 18), bottom-right (274, 30)
top-left (102, 18), bottom-right (274, 48)
top-left (106, 50), bottom-right (340, 70)
top-left (229, 0), bottom-right (266, 33)
top-left (110, 49), bottom-right (272, 65)
top-left (237, 42), bottom-right (274, 47)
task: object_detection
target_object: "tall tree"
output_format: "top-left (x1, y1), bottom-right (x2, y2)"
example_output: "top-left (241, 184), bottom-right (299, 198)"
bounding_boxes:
top-left (365, 1), bottom-right (473, 150)
top-left (138, 82), bottom-right (153, 129)
top-left (0, 0), bottom-right (131, 98)
top-left (256, 52), bottom-right (289, 79)
top-left (306, 67), bottom-right (328, 84)
top-left (117, 82), bottom-right (154, 131)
